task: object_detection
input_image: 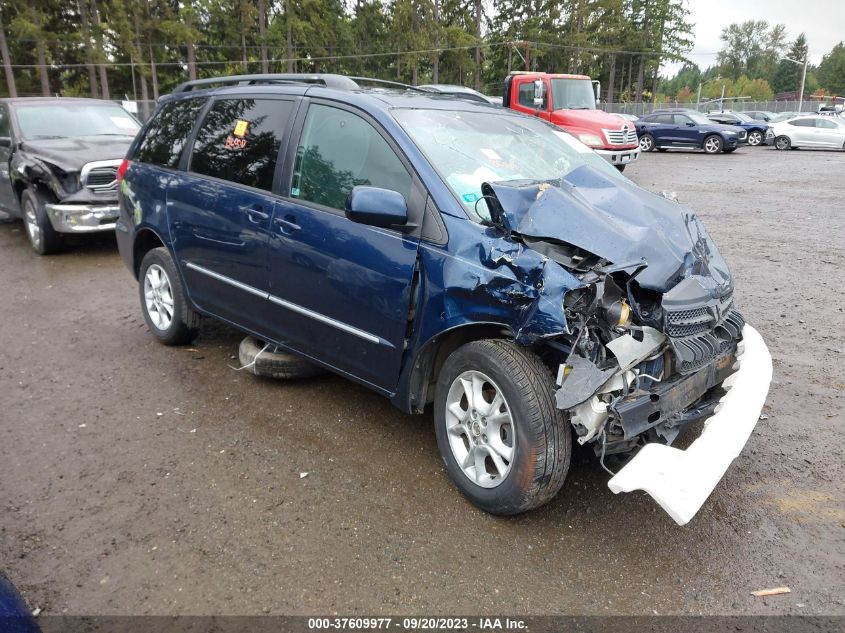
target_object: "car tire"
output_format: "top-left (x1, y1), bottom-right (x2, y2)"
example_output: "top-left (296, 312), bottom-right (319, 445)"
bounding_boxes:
top-left (138, 247), bottom-right (200, 345)
top-left (433, 339), bottom-right (571, 515)
top-left (747, 130), bottom-right (763, 146)
top-left (614, 164), bottom-right (626, 173)
top-left (775, 135), bottom-right (791, 150)
top-left (238, 336), bottom-right (326, 380)
top-left (703, 134), bottom-right (724, 154)
top-left (723, 148), bottom-right (737, 153)
top-left (639, 134), bottom-right (655, 152)
top-left (21, 188), bottom-right (63, 255)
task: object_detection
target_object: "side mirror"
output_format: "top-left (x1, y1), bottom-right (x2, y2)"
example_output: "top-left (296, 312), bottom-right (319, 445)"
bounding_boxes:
top-left (0, 137), bottom-right (11, 148)
top-left (533, 80), bottom-right (546, 108)
top-left (345, 186), bottom-right (408, 228)
top-left (686, 121), bottom-right (696, 127)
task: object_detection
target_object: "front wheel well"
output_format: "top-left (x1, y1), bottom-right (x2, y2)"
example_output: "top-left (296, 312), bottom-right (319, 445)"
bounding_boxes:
top-left (406, 323), bottom-right (513, 414)
top-left (133, 229), bottom-right (166, 278)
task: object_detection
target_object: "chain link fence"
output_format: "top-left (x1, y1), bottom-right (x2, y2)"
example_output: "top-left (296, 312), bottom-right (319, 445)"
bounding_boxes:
top-left (600, 100), bottom-right (828, 117)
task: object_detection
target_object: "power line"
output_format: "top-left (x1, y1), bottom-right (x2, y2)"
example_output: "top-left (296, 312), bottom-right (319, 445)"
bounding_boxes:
top-left (5, 39), bottom-right (691, 69)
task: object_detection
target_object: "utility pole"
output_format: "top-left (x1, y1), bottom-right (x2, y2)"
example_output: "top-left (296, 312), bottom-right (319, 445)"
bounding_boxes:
top-left (798, 54), bottom-right (808, 112)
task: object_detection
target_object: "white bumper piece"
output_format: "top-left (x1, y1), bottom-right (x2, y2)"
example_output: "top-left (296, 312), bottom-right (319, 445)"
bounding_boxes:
top-left (607, 324), bottom-right (772, 526)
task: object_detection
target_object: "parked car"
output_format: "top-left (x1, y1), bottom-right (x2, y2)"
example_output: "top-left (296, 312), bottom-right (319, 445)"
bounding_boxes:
top-left (706, 110), bottom-right (771, 146)
top-left (612, 112), bottom-right (639, 122)
top-left (418, 84), bottom-right (492, 105)
top-left (117, 73), bottom-right (771, 525)
top-left (0, 97), bottom-right (141, 254)
top-left (635, 109), bottom-right (746, 153)
top-left (743, 110), bottom-right (777, 122)
top-left (771, 115), bottom-right (845, 150)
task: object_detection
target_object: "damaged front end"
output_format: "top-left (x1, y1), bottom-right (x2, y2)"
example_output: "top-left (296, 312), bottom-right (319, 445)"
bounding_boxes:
top-left (482, 166), bottom-right (772, 525)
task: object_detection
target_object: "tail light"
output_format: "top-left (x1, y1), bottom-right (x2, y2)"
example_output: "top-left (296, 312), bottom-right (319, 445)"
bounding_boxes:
top-left (116, 159), bottom-right (131, 184)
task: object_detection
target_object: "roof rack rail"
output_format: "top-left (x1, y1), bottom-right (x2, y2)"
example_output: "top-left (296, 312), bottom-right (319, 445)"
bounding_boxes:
top-left (173, 73), bottom-right (360, 93)
top-left (348, 76), bottom-right (429, 93)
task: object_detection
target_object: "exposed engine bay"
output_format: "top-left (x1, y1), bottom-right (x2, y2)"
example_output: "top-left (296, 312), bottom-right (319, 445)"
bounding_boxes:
top-left (480, 172), bottom-right (748, 457)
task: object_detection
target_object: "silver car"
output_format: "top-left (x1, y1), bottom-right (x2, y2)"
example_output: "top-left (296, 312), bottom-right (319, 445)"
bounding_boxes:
top-left (772, 115), bottom-right (845, 151)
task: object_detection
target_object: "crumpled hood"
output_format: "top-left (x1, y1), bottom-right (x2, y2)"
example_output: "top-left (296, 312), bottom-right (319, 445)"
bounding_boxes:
top-left (481, 164), bottom-right (732, 292)
top-left (20, 136), bottom-right (134, 172)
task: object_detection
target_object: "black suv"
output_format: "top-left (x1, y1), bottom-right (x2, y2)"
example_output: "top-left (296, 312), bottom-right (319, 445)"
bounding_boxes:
top-left (116, 74), bottom-right (772, 524)
top-left (0, 98), bottom-right (140, 254)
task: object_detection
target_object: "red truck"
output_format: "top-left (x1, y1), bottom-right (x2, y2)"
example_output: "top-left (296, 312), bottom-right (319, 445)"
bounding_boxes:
top-left (503, 72), bottom-right (640, 171)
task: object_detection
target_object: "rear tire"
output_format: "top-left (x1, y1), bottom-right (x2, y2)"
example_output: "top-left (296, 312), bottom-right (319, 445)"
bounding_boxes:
top-left (238, 336), bottom-right (326, 380)
top-left (774, 135), bottom-right (791, 150)
top-left (21, 188), bottom-right (63, 255)
top-left (639, 134), bottom-right (655, 152)
top-left (433, 339), bottom-right (571, 515)
top-left (138, 247), bottom-right (200, 345)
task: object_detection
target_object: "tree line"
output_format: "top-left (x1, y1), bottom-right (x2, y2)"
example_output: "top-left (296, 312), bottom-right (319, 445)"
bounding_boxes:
top-left (0, 0), bottom-right (694, 103)
top-left (659, 21), bottom-right (845, 104)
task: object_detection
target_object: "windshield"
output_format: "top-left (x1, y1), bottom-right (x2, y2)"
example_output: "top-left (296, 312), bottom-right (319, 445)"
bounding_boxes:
top-left (733, 112), bottom-right (753, 122)
top-left (15, 103), bottom-right (140, 140)
top-left (550, 78), bottom-right (596, 110)
top-left (393, 108), bottom-right (622, 222)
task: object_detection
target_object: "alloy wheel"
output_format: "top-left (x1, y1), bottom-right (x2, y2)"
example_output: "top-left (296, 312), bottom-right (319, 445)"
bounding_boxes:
top-left (704, 136), bottom-right (722, 153)
top-left (143, 264), bottom-right (175, 331)
top-left (444, 370), bottom-right (515, 488)
top-left (775, 136), bottom-right (791, 150)
top-left (639, 135), bottom-right (654, 151)
top-left (23, 201), bottom-right (41, 250)
top-left (748, 131), bottom-right (763, 146)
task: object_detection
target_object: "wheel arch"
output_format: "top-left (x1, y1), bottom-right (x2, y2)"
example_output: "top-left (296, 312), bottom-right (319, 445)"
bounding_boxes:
top-left (398, 322), bottom-right (515, 414)
top-left (132, 228), bottom-right (168, 279)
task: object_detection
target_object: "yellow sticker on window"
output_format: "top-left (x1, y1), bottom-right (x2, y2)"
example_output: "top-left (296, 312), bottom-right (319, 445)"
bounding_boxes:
top-left (233, 120), bottom-right (249, 137)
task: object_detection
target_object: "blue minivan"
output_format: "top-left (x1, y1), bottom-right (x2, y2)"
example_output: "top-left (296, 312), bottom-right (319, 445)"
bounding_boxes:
top-left (116, 74), bottom-right (771, 524)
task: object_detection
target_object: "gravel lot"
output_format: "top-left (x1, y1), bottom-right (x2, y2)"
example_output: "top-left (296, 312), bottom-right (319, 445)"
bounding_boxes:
top-left (1, 146), bottom-right (843, 617)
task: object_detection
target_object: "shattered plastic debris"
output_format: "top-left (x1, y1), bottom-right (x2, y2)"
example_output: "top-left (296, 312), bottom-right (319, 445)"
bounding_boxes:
top-left (299, 472), bottom-right (309, 479)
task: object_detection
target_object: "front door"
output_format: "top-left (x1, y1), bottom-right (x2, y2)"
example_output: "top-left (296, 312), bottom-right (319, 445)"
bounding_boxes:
top-left (168, 96), bottom-right (296, 336)
top-left (0, 104), bottom-right (17, 215)
top-left (266, 101), bottom-right (423, 393)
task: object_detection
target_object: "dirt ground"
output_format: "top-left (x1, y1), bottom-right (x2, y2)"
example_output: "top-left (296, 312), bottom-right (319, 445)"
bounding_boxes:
top-left (1, 146), bottom-right (843, 617)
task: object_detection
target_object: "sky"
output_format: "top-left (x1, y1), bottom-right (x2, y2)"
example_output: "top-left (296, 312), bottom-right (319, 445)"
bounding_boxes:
top-left (662, 0), bottom-right (845, 77)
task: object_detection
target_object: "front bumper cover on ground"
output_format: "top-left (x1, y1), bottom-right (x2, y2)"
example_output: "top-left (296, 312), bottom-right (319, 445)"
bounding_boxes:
top-left (45, 203), bottom-right (119, 233)
top-left (607, 324), bottom-right (772, 525)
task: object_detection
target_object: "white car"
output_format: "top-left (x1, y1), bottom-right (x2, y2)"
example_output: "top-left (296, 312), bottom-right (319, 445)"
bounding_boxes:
top-left (772, 115), bottom-right (845, 151)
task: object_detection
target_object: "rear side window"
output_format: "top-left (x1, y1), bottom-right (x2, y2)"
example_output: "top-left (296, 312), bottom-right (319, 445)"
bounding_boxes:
top-left (0, 104), bottom-right (9, 137)
top-left (189, 98), bottom-right (294, 192)
top-left (789, 119), bottom-right (813, 127)
top-left (135, 97), bottom-right (207, 168)
top-left (291, 104), bottom-right (411, 211)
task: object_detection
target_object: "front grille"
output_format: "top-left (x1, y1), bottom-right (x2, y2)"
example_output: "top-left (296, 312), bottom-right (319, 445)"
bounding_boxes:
top-left (603, 127), bottom-right (638, 145)
top-left (81, 160), bottom-right (122, 192)
top-left (663, 288), bottom-right (743, 374)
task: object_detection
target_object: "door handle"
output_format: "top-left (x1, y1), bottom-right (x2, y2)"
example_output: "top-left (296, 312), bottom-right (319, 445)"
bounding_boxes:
top-left (274, 214), bottom-right (300, 235)
top-left (240, 204), bottom-right (269, 224)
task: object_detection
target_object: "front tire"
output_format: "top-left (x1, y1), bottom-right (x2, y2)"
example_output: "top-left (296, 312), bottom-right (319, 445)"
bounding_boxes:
top-left (775, 135), bottom-right (791, 150)
top-left (747, 130), bottom-right (763, 146)
top-left (639, 134), bottom-right (655, 152)
top-left (138, 247), bottom-right (200, 345)
top-left (703, 134), bottom-right (724, 154)
top-left (434, 340), bottom-right (571, 515)
top-left (21, 188), bottom-right (63, 255)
